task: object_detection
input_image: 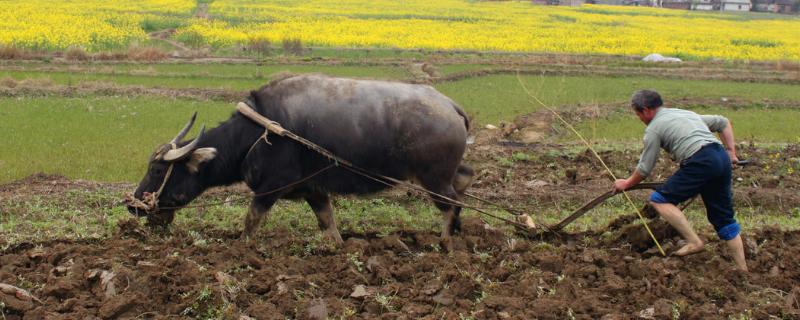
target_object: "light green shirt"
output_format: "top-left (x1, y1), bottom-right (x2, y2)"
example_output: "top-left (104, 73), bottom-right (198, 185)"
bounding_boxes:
top-left (636, 108), bottom-right (729, 177)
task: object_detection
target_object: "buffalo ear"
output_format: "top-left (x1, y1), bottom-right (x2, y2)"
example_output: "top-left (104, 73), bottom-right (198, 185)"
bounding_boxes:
top-left (186, 147), bottom-right (217, 173)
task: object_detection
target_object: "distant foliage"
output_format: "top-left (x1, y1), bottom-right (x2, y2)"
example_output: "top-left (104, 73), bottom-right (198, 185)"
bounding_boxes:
top-left (246, 38), bottom-right (271, 56)
top-left (0, 45), bottom-right (25, 59)
top-left (281, 38), bottom-right (304, 56)
top-left (126, 47), bottom-right (169, 61)
top-left (65, 47), bottom-right (90, 61)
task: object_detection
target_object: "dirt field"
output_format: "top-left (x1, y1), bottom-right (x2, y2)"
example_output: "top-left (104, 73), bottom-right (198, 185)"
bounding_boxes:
top-left (2, 116), bottom-right (799, 319)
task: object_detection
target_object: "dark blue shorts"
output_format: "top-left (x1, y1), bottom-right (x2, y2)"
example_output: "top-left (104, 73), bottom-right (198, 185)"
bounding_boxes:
top-left (649, 143), bottom-right (740, 240)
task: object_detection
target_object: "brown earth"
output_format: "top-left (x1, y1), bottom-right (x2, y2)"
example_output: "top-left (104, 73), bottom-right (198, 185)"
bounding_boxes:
top-left (1, 114), bottom-right (799, 319)
top-left (1, 217), bottom-right (799, 319)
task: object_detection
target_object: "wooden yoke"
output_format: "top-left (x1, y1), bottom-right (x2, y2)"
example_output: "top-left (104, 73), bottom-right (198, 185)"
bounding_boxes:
top-left (236, 102), bottom-right (287, 136)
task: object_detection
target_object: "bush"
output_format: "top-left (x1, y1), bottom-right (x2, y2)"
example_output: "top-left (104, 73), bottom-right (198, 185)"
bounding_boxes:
top-left (0, 46), bottom-right (25, 60)
top-left (127, 47), bottom-right (168, 61)
top-left (776, 60), bottom-right (799, 72)
top-left (247, 38), bottom-right (271, 56)
top-left (281, 38), bottom-right (304, 56)
top-left (93, 51), bottom-right (129, 61)
top-left (177, 30), bottom-right (205, 49)
top-left (0, 76), bottom-right (17, 88)
top-left (65, 47), bottom-right (90, 61)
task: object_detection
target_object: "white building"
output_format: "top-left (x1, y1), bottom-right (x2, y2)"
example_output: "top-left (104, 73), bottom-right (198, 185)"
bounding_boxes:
top-left (692, 0), bottom-right (717, 10)
top-left (721, 0), bottom-right (752, 11)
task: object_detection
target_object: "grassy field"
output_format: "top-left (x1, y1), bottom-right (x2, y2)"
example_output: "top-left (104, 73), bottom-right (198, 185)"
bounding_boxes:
top-left (574, 105), bottom-right (800, 144)
top-left (0, 64), bottom-right (410, 90)
top-left (438, 74), bottom-right (800, 124)
top-left (0, 96), bottom-right (231, 182)
top-left (2, 62), bottom-right (799, 183)
top-left (4, 179), bottom-right (798, 248)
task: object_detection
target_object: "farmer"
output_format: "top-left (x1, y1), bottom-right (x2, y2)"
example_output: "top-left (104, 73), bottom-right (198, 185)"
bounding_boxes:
top-left (612, 89), bottom-right (747, 272)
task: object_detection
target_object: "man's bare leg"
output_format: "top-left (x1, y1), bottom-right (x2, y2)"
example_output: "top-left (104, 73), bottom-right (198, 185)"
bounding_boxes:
top-left (726, 234), bottom-right (748, 271)
top-left (651, 202), bottom-right (705, 256)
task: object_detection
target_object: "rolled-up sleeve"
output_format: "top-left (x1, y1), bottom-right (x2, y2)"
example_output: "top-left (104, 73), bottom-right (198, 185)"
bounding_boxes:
top-left (636, 130), bottom-right (660, 178)
top-left (700, 115), bottom-right (729, 133)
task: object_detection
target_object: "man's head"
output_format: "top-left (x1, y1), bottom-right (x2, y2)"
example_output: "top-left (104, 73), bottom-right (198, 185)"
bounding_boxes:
top-left (630, 89), bottom-right (662, 124)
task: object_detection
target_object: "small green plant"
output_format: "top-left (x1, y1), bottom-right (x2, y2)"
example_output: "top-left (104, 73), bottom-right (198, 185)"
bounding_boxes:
top-left (495, 156), bottom-right (514, 167)
top-left (347, 253), bottom-right (364, 272)
top-left (189, 230), bottom-right (208, 247)
top-left (475, 250), bottom-right (491, 263)
top-left (181, 286), bottom-right (221, 319)
top-left (727, 310), bottom-right (752, 320)
top-left (374, 293), bottom-right (395, 312)
top-left (567, 308), bottom-right (576, 320)
top-left (511, 152), bottom-right (533, 162)
top-left (671, 303), bottom-right (681, 320)
top-left (337, 307), bottom-right (356, 319)
top-left (475, 290), bottom-right (489, 304)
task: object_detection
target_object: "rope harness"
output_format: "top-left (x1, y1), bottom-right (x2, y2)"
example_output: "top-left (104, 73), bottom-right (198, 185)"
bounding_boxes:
top-left (124, 143), bottom-right (177, 215)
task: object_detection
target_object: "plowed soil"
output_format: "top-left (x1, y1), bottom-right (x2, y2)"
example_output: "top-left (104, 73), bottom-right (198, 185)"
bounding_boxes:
top-left (2, 218), bottom-right (799, 319)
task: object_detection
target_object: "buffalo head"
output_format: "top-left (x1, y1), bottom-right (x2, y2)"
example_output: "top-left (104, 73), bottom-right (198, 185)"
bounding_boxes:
top-left (127, 113), bottom-right (217, 225)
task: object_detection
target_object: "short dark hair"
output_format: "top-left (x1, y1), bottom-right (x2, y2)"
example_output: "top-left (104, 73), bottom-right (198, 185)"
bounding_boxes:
top-left (630, 90), bottom-right (663, 111)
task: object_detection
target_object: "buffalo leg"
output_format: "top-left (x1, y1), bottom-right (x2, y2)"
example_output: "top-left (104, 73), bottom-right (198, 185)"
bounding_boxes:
top-left (450, 164), bottom-right (474, 233)
top-left (306, 193), bottom-right (344, 246)
top-left (421, 179), bottom-right (461, 250)
top-left (241, 196), bottom-right (278, 239)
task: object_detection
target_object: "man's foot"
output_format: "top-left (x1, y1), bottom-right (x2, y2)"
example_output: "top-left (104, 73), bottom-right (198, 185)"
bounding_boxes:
top-left (673, 241), bottom-right (705, 256)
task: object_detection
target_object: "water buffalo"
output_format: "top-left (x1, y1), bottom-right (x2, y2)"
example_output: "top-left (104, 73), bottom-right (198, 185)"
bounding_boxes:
top-left (127, 74), bottom-right (473, 246)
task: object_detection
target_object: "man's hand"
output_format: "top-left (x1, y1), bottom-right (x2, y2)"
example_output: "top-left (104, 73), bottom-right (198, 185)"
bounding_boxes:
top-left (613, 179), bottom-right (630, 193)
top-left (614, 170), bottom-right (645, 193)
top-left (727, 150), bottom-right (739, 165)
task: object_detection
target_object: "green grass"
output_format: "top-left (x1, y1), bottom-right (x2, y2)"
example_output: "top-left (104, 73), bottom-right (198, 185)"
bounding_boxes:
top-left (0, 189), bottom-right (130, 245)
top-left (0, 64), bottom-right (410, 90)
top-left (0, 186), bottom-right (457, 246)
top-left (4, 183), bottom-right (797, 248)
top-left (6, 68), bottom-right (798, 126)
top-left (434, 74), bottom-right (800, 125)
top-left (0, 96), bottom-right (233, 183)
top-left (2, 72), bottom-right (800, 183)
top-left (1, 61), bottom-right (410, 80)
top-left (436, 64), bottom-right (493, 75)
top-left (573, 105), bottom-right (800, 143)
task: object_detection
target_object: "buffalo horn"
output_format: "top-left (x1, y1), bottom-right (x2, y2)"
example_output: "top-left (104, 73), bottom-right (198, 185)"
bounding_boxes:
top-left (163, 125), bottom-right (205, 162)
top-left (170, 112), bottom-right (198, 144)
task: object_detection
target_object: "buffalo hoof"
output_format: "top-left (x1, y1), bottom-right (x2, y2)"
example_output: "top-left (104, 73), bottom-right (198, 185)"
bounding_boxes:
top-left (323, 230), bottom-right (345, 247)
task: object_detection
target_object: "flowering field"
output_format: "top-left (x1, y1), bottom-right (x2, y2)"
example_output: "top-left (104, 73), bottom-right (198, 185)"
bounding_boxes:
top-left (1, 0), bottom-right (799, 60)
top-left (0, 0), bottom-right (194, 51)
top-left (191, 0), bottom-right (800, 61)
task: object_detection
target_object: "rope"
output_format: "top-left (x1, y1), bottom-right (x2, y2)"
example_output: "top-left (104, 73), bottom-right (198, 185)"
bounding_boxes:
top-left (156, 164), bottom-right (336, 210)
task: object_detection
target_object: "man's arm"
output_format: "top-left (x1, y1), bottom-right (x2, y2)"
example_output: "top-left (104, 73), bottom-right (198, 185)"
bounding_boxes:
top-left (614, 131), bottom-right (659, 192)
top-left (719, 120), bottom-right (738, 164)
top-left (614, 169), bottom-right (645, 193)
